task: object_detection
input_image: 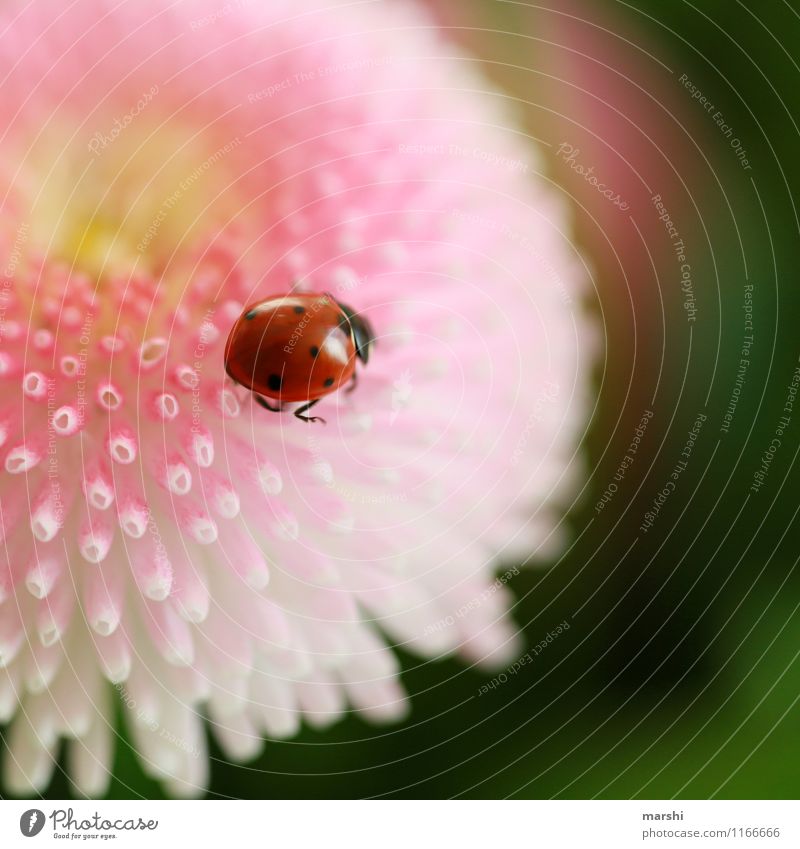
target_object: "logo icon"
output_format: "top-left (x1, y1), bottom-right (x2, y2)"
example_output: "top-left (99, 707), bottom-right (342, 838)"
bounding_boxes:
top-left (19, 810), bottom-right (45, 837)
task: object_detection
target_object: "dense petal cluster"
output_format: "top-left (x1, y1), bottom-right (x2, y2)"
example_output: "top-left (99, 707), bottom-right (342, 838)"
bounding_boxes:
top-left (0, 0), bottom-right (590, 795)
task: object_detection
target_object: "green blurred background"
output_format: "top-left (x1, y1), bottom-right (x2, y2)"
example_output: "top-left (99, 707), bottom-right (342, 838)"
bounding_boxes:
top-left (39, 0), bottom-right (800, 798)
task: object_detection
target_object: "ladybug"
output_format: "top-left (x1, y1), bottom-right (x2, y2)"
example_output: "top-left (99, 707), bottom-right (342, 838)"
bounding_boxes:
top-left (224, 292), bottom-right (375, 423)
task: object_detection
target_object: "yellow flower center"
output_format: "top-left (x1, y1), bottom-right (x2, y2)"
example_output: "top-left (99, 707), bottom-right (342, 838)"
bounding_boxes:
top-left (13, 113), bottom-right (247, 286)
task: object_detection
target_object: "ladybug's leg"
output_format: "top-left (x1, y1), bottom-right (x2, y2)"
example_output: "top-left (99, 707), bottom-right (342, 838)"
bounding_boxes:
top-left (294, 399), bottom-right (325, 424)
top-left (345, 371), bottom-right (358, 394)
top-left (254, 394), bottom-right (282, 413)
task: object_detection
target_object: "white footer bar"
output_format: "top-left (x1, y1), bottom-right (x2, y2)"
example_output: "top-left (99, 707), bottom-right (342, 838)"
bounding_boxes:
top-left (2, 800), bottom-right (797, 848)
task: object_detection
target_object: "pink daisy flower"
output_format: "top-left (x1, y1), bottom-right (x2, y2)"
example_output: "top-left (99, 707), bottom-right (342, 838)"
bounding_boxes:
top-left (0, 0), bottom-right (591, 796)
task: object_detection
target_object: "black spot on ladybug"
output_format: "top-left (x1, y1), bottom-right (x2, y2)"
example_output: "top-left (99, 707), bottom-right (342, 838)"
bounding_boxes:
top-left (245, 309), bottom-right (257, 320)
top-left (323, 377), bottom-right (335, 387)
top-left (310, 346), bottom-right (319, 358)
top-left (294, 306), bottom-right (305, 314)
top-left (268, 374), bottom-right (282, 391)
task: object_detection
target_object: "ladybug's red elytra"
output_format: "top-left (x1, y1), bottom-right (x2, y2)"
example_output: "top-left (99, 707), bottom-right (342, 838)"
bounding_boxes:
top-left (224, 292), bottom-right (375, 423)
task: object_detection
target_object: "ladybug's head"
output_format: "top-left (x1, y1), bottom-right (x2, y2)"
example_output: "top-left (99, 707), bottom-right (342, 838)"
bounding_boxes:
top-left (334, 299), bottom-right (375, 365)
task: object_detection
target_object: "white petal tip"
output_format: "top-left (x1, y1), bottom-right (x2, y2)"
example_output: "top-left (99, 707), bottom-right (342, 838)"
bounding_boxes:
top-left (177, 602), bottom-right (209, 624)
top-left (214, 492), bottom-right (240, 519)
top-left (31, 516), bottom-right (60, 542)
top-left (27, 675), bottom-right (49, 695)
top-left (38, 628), bottom-right (61, 648)
top-left (80, 543), bottom-right (110, 564)
top-left (165, 650), bottom-right (194, 668)
top-left (164, 777), bottom-right (207, 799)
top-left (139, 558), bottom-right (173, 602)
top-left (106, 666), bottom-right (131, 685)
top-left (190, 519), bottom-right (218, 545)
top-left (167, 467), bottom-right (192, 495)
top-left (91, 617), bottom-right (118, 637)
top-left (246, 569), bottom-right (270, 591)
top-left (25, 579), bottom-right (47, 599)
top-left (330, 516), bottom-right (355, 534)
top-left (145, 583), bottom-right (171, 602)
top-left (359, 699), bottom-right (411, 724)
top-left (263, 715), bottom-right (300, 740)
top-left (258, 470), bottom-right (283, 495)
